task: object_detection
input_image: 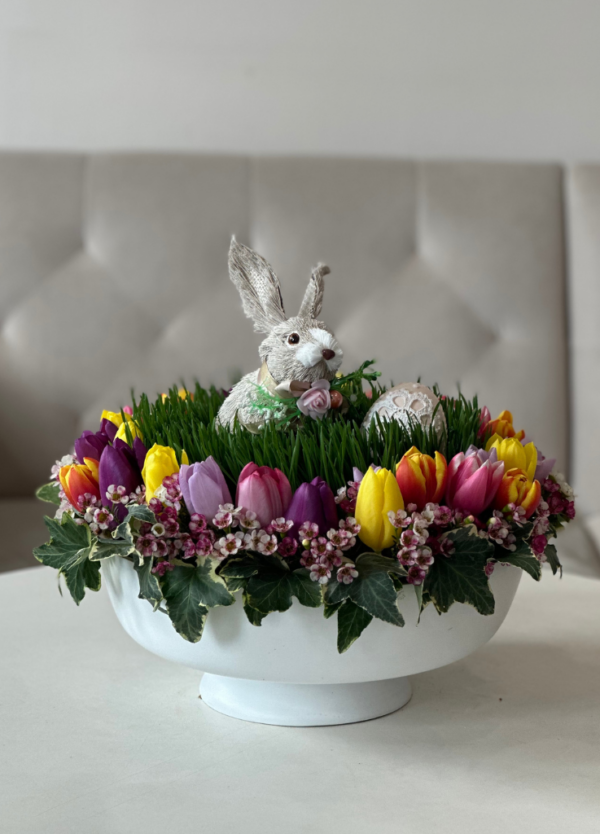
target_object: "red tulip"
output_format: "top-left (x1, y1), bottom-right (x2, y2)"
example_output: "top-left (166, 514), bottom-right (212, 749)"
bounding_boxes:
top-left (59, 460), bottom-right (101, 511)
top-left (396, 446), bottom-right (447, 511)
top-left (493, 468), bottom-right (541, 519)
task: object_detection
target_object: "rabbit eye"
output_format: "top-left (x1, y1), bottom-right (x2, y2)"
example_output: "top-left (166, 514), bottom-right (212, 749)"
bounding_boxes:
top-left (287, 333), bottom-right (300, 345)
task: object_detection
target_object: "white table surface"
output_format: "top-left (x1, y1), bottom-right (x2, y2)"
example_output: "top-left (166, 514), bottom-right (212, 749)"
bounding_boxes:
top-left (1, 566), bottom-right (599, 834)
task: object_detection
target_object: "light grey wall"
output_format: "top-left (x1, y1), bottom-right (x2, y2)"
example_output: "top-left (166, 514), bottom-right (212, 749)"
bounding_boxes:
top-left (1, 0), bottom-right (600, 160)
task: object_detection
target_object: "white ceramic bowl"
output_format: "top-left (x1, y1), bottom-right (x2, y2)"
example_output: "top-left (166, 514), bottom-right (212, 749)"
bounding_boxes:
top-left (103, 556), bottom-right (521, 726)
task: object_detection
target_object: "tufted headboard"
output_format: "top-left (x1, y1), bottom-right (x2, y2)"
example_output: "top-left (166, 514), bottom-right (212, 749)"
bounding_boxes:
top-left (0, 154), bottom-right (568, 503)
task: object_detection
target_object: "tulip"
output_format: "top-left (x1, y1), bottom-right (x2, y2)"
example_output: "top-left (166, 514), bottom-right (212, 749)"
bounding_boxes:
top-left (493, 468), bottom-right (542, 519)
top-left (535, 451), bottom-right (556, 482)
top-left (114, 420), bottom-right (142, 445)
top-left (99, 443), bottom-right (143, 505)
top-left (74, 429), bottom-right (110, 465)
top-left (142, 444), bottom-right (189, 502)
top-left (446, 446), bottom-right (505, 516)
top-left (486, 436), bottom-right (537, 482)
top-left (59, 461), bottom-right (101, 511)
top-left (235, 463), bottom-right (292, 528)
top-left (286, 477), bottom-right (339, 537)
top-left (180, 457), bottom-right (233, 519)
top-left (482, 409), bottom-right (525, 442)
top-left (355, 467), bottom-right (404, 551)
top-left (396, 446), bottom-right (447, 510)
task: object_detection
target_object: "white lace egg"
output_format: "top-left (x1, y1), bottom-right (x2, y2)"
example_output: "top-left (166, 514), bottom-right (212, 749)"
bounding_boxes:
top-left (362, 382), bottom-right (446, 440)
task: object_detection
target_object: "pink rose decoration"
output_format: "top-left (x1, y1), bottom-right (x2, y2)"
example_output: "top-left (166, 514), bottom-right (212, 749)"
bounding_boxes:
top-left (297, 379), bottom-right (331, 420)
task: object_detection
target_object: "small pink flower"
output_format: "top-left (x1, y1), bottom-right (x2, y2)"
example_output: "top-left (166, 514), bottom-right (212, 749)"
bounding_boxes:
top-left (271, 517), bottom-right (294, 534)
top-left (484, 561), bottom-right (496, 577)
top-left (311, 537), bottom-right (334, 557)
top-left (162, 519), bottom-right (180, 537)
top-left (564, 501), bottom-right (576, 519)
top-left (406, 565), bottom-right (427, 585)
top-left (93, 507), bottom-right (114, 530)
top-left (106, 484), bottom-right (128, 504)
top-left (243, 529), bottom-right (263, 551)
top-left (151, 560), bottom-right (174, 576)
top-left (339, 517), bottom-right (361, 536)
top-left (337, 563), bottom-right (359, 584)
top-left (216, 532), bottom-right (244, 558)
top-left (398, 547), bottom-right (417, 566)
top-left (257, 533), bottom-right (278, 555)
top-left (155, 539), bottom-right (168, 557)
top-left (400, 529), bottom-right (421, 549)
top-left (300, 551), bottom-right (319, 568)
top-left (213, 511), bottom-right (233, 529)
top-left (237, 509), bottom-right (260, 530)
top-left (388, 509), bottom-right (409, 529)
top-left (433, 505), bottom-right (454, 526)
top-left (299, 521), bottom-right (319, 541)
top-left (136, 534), bottom-right (157, 557)
top-left (189, 513), bottom-right (207, 534)
top-left (415, 546), bottom-right (434, 567)
top-left (309, 563), bottom-right (332, 584)
top-left (195, 534), bottom-right (215, 557)
top-left (278, 536), bottom-right (298, 558)
top-left (531, 534), bottom-right (548, 556)
top-left (297, 379), bottom-right (331, 420)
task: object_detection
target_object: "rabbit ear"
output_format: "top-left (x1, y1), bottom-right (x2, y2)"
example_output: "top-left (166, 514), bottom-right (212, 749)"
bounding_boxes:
top-left (299, 263), bottom-right (329, 319)
top-left (228, 238), bottom-right (287, 333)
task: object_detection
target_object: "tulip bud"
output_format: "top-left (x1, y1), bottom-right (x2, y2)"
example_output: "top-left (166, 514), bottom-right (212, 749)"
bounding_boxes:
top-left (446, 446), bottom-right (505, 516)
top-left (235, 463), bottom-right (292, 528)
top-left (355, 467), bottom-right (404, 551)
top-left (180, 457), bottom-right (233, 520)
top-left (141, 444), bottom-right (189, 502)
top-left (486, 436), bottom-right (537, 482)
top-left (494, 468), bottom-right (541, 519)
top-left (395, 446), bottom-right (447, 511)
top-left (59, 461), bottom-right (101, 511)
top-left (286, 477), bottom-right (339, 537)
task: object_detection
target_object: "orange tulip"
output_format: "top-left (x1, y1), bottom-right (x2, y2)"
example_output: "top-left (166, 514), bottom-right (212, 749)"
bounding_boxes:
top-left (59, 459), bottom-right (101, 511)
top-left (396, 446), bottom-right (448, 511)
top-left (493, 467), bottom-right (541, 519)
top-left (483, 410), bottom-right (525, 442)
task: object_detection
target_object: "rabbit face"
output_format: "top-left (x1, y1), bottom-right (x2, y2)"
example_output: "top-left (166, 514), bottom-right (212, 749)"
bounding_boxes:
top-left (258, 318), bottom-right (344, 384)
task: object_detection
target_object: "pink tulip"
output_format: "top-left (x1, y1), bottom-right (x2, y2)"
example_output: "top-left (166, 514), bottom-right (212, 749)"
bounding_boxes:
top-left (446, 446), bottom-right (505, 516)
top-left (236, 463), bottom-right (293, 528)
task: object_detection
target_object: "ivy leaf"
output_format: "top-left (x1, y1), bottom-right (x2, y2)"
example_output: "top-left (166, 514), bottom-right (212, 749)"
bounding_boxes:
top-left (193, 560), bottom-right (236, 608)
top-left (242, 592), bottom-right (266, 626)
top-left (325, 579), bottom-right (353, 605)
top-left (90, 521), bottom-right (137, 562)
top-left (355, 552), bottom-right (405, 576)
top-left (35, 482), bottom-right (61, 505)
top-left (33, 515), bottom-right (100, 604)
top-left (323, 600), bottom-right (342, 619)
top-left (544, 543), bottom-right (562, 576)
top-left (133, 557), bottom-right (163, 611)
top-left (162, 566), bottom-right (210, 642)
top-left (498, 540), bottom-right (542, 581)
top-left (217, 555), bottom-right (261, 580)
top-left (125, 504), bottom-right (156, 525)
top-left (245, 572), bottom-right (295, 615)
top-left (337, 600), bottom-right (373, 653)
top-left (291, 569), bottom-right (323, 608)
top-left (349, 570), bottom-right (404, 626)
top-left (426, 526), bottom-right (495, 616)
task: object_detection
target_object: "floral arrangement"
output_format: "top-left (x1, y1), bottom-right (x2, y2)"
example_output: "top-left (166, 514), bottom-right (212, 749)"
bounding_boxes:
top-left (34, 363), bottom-right (574, 653)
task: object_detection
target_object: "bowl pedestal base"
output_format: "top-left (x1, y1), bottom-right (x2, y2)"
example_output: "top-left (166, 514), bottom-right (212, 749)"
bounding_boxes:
top-left (199, 674), bottom-right (413, 726)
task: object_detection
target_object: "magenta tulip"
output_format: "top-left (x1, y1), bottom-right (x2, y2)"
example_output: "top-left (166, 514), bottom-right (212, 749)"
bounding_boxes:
top-left (446, 446), bottom-right (505, 516)
top-left (236, 463), bottom-right (292, 528)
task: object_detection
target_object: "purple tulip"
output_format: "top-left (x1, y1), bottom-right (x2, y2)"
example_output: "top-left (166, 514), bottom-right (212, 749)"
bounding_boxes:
top-left (286, 476), bottom-right (339, 537)
top-left (75, 429), bottom-right (110, 464)
top-left (99, 443), bottom-right (143, 507)
top-left (535, 450), bottom-right (556, 482)
top-left (132, 437), bottom-right (147, 471)
top-left (235, 463), bottom-right (292, 528)
top-left (446, 446), bottom-right (504, 516)
top-left (100, 417), bottom-right (118, 442)
top-left (180, 457), bottom-right (233, 521)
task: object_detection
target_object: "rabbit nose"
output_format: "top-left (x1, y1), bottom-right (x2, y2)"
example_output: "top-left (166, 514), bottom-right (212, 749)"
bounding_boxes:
top-left (322, 349), bottom-right (336, 361)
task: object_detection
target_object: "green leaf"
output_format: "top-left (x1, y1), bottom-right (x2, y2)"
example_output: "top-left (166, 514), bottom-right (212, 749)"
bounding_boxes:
top-left (33, 515), bottom-right (100, 604)
top-left (426, 526), bottom-right (495, 616)
top-left (133, 557), bottom-right (163, 611)
top-left (90, 521), bottom-right (137, 562)
top-left (193, 560), bottom-right (236, 608)
top-left (355, 552), bottom-right (405, 576)
top-left (217, 555), bottom-right (261, 579)
top-left (544, 543), bottom-right (562, 576)
top-left (242, 592), bottom-right (266, 626)
top-left (162, 566), bottom-right (210, 642)
top-left (126, 504), bottom-right (156, 525)
top-left (498, 541), bottom-right (542, 581)
top-left (349, 570), bottom-right (404, 626)
top-left (291, 569), bottom-right (323, 608)
top-left (323, 600), bottom-right (342, 619)
top-left (35, 482), bottom-right (61, 505)
top-left (337, 600), bottom-right (373, 653)
top-left (325, 579), bottom-right (353, 605)
top-left (245, 572), bottom-right (295, 615)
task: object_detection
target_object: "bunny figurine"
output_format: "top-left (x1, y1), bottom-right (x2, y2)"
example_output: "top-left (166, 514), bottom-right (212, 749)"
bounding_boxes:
top-left (217, 238), bottom-right (344, 430)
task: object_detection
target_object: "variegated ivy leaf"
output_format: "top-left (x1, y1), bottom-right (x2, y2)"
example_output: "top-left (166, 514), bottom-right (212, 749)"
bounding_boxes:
top-left (89, 520), bottom-right (137, 562)
top-left (33, 515), bottom-right (100, 604)
top-left (337, 600), bottom-right (373, 653)
top-left (425, 525), bottom-right (495, 616)
top-left (35, 482), bottom-right (61, 506)
top-left (133, 557), bottom-right (163, 611)
top-left (497, 539), bottom-right (542, 581)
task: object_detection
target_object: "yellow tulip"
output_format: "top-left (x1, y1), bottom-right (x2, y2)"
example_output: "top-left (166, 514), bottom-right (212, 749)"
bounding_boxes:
top-left (115, 420), bottom-right (142, 444)
top-left (355, 467), bottom-right (404, 551)
top-left (142, 444), bottom-right (189, 501)
top-left (486, 435), bottom-right (537, 481)
top-left (101, 409), bottom-right (125, 428)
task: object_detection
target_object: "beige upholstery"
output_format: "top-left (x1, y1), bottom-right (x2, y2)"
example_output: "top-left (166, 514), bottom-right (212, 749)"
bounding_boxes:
top-left (0, 153), bottom-right (597, 576)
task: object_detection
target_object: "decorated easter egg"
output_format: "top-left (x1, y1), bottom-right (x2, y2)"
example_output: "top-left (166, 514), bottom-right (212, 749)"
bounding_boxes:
top-left (362, 382), bottom-right (446, 441)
